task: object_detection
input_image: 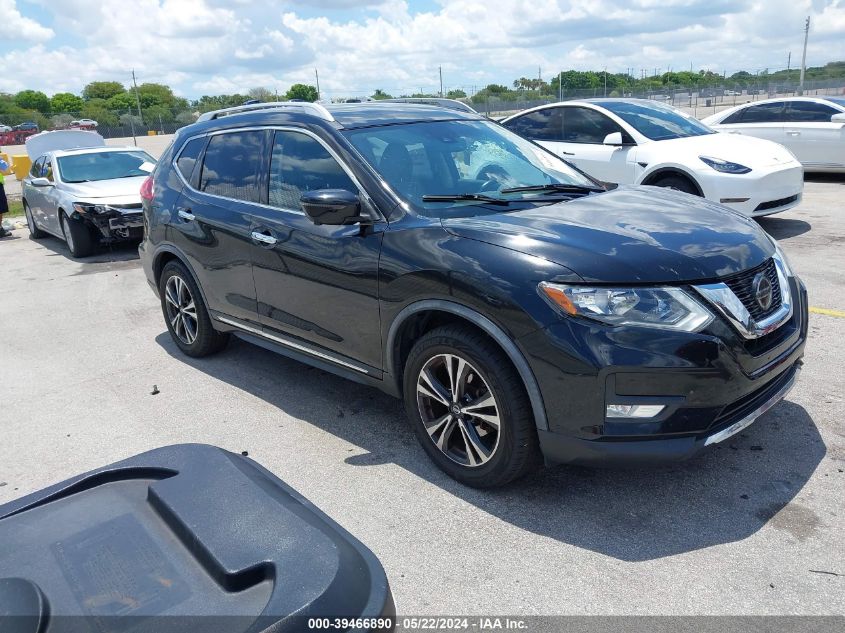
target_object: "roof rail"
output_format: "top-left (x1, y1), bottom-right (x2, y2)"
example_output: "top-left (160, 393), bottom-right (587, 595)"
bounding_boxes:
top-left (196, 101), bottom-right (335, 123)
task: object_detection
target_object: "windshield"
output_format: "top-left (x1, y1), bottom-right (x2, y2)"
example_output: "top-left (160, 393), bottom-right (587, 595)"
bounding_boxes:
top-left (825, 97), bottom-right (845, 109)
top-left (57, 151), bottom-right (156, 183)
top-left (599, 100), bottom-right (714, 141)
top-left (343, 119), bottom-right (598, 217)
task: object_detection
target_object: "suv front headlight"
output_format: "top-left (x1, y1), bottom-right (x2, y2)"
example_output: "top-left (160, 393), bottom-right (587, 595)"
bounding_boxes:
top-left (539, 282), bottom-right (713, 332)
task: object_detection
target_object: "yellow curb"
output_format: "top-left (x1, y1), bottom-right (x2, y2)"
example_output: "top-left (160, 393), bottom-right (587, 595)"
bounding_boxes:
top-left (809, 307), bottom-right (845, 319)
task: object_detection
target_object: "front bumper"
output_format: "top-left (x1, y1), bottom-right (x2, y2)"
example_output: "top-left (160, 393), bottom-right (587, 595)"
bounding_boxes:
top-left (74, 208), bottom-right (144, 240)
top-left (697, 162), bottom-right (804, 217)
top-left (521, 276), bottom-right (808, 466)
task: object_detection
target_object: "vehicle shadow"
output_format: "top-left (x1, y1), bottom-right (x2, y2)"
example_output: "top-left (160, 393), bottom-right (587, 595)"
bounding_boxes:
top-left (36, 234), bottom-right (141, 265)
top-left (757, 216), bottom-right (812, 240)
top-left (804, 173), bottom-right (845, 185)
top-left (156, 333), bottom-right (826, 562)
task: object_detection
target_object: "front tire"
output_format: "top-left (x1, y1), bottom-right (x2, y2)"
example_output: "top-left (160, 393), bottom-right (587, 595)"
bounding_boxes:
top-left (403, 324), bottom-right (540, 488)
top-left (24, 202), bottom-right (46, 239)
top-left (651, 174), bottom-right (699, 196)
top-left (159, 260), bottom-right (229, 357)
top-left (60, 211), bottom-right (94, 257)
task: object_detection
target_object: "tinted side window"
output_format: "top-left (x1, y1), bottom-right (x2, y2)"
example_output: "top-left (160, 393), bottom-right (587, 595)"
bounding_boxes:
top-left (562, 107), bottom-right (623, 144)
top-left (739, 103), bottom-right (784, 123)
top-left (503, 109), bottom-right (563, 141)
top-left (199, 131), bottom-right (264, 203)
top-left (720, 110), bottom-right (745, 124)
top-left (783, 101), bottom-right (838, 122)
top-left (176, 137), bottom-right (206, 183)
top-left (30, 157), bottom-right (44, 178)
top-left (269, 131), bottom-right (356, 212)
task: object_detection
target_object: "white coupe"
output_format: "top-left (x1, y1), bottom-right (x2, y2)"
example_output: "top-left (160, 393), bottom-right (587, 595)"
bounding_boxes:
top-left (702, 96), bottom-right (845, 173)
top-left (501, 99), bottom-right (804, 217)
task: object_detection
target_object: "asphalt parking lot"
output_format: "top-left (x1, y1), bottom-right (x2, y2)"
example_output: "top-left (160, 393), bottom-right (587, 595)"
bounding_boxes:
top-left (0, 176), bottom-right (843, 617)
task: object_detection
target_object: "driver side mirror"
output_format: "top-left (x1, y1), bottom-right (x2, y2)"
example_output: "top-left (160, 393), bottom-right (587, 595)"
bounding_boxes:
top-left (30, 177), bottom-right (53, 187)
top-left (602, 132), bottom-right (624, 146)
top-left (832, 113), bottom-right (845, 123)
top-left (300, 189), bottom-right (370, 226)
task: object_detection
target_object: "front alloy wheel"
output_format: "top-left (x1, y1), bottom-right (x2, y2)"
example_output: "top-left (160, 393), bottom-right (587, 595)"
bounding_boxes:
top-left (416, 353), bottom-right (501, 467)
top-left (404, 324), bottom-right (540, 488)
top-left (164, 275), bottom-right (198, 345)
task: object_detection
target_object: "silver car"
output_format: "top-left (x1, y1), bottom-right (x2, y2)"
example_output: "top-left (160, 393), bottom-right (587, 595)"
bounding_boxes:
top-left (22, 133), bottom-right (156, 257)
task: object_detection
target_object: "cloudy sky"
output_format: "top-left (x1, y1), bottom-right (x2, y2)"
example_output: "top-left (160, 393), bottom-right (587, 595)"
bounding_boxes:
top-left (2, 0), bottom-right (844, 100)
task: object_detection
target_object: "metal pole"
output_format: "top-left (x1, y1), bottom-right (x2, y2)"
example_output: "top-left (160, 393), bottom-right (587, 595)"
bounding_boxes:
top-left (315, 69), bottom-right (320, 101)
top-left (604, 67), bottom-right (607, 97)
top-left (131, 69), bottom-right (144, 124)
top-left (798, 16), bottom-right (810, 95)
top-left (128, 109), bottom-right (137, 147)
top-left (559, 71), bottom-right (563, 101)
top-left (439, 66), bottom-right (443, 97)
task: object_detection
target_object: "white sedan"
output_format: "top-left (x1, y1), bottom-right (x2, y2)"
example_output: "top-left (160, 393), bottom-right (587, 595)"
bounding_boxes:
top-left (702, 97), bottom-right (845, 173)
top-left (501, 99), bottom-right (804, 217)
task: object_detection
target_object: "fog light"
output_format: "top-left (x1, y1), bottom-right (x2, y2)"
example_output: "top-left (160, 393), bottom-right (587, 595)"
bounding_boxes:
top-left (606, 404), bottom-right (665, 419)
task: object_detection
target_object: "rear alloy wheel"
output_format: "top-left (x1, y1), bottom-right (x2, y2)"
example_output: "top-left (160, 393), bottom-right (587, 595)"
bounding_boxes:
top-left (404, 325), bottom-right (540, 488)
top-left (60, 212), bottom-right (94, 257)
top-left (159, 260), bottom-right (229, 357)
top-left (24, 202), bottom-right (46, 239)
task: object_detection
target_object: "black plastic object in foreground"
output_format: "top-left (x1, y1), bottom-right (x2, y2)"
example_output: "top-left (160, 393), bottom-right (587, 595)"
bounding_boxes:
top-left (0, 444), bottom-right (395, 633)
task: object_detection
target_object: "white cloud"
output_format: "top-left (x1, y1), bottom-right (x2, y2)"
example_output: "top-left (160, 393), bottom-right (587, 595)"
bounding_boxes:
top-left (0, 0), bottom-right (53, 42)
top-left (5, 0), bottom-right (845, 99)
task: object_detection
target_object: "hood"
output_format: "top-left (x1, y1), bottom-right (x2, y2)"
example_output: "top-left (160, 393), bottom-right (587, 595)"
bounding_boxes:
top-left (646, 132), bottom-right (797, 168)
top-left (25, 130), bottom-right (105, 160)
top-left (441, 187), bottom-right (774, 284)
top-left (59, 176), bottom-right (147, 202)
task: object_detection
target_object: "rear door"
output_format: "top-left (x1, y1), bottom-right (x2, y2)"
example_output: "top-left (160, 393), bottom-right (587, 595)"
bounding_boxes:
top-left (168, 129), bottom-right (268, 325)
top-left (782, 100), bottom-right (845, 169)
top-left (248, 128), bottom-right (385, 370)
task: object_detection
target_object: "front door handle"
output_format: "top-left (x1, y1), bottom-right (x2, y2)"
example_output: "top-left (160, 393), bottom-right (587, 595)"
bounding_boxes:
top-left (177, 208), bottom-right (195, 221)
top-left (786, 130), bottom-right (801, 136)
top-left (251, 230), bottom-right (278, 245)
top-left (561, 151), bottom-right (575, 156)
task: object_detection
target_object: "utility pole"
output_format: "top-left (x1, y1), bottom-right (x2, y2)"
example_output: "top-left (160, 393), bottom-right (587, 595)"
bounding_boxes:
top-left (131, 69), bottom-right (144, 124)
top-left (603, 67), bottom-right (607, 97)
top-left (439, 66), bottom-right (443, 97)
top-left (315, 68), bottom-right (320, 101)
top-left (798, 16), bottom-right (810, 95)
top-left (558, 70), bottom-right (563, 101)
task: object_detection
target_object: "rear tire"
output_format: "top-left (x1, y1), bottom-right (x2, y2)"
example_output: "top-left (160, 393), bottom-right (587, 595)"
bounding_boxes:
top-left (159, 260), bottom-right (229, 357)
top-left (60, 211), bottom-right (94, 257)
top-left (403, 324), bottom-right (540, 488)
top-left (651, 174), bottom-right (699, 196)
top-left (24, 202), bottom-right (46, 239)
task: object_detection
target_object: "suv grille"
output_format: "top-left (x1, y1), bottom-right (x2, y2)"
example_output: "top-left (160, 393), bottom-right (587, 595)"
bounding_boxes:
top-left (723, 258), bottom-right (782, 321)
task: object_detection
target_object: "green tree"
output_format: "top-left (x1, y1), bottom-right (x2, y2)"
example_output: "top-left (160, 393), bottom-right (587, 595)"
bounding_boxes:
top-left (107, 91), bottom-right (139, 112)
top-left (15, 90), bottom-right (51, 113)
top-left (81, 100), bottom-right (118, 127)
top-left (136, 83), bottom-right (177, 108)
top-left (248, 87), bottom-right (275, 102)
top-left (143, 104), bottom-right (174, 127)
top-left (82, 81), bottom-right (126, 101)
top-left (446, 89), bottom-right (466, 99)
top-left (285, 84), bottom-right (319, 102)
top-left (50, 92), bottom-right (84, 114)
top-left (370, 89), bottom-right (393, 100)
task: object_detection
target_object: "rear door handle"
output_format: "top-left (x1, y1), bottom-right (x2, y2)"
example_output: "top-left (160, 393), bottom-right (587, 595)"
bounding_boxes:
top-left (251, 230), bottom-right (278, 245)
top-left (786, 131), bottom-right (801, 136)
top-left (177, 208), bottom-right (195, 221)
top-left (561, 151), bottom-right (575, 156)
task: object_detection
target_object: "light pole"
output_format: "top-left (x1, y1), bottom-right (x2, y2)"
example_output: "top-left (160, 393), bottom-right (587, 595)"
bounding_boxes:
top-left (798, 16), bottom-right (810, 95)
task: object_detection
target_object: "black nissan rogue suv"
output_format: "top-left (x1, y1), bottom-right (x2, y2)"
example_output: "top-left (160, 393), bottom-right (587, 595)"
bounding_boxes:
top-left (139, 101), bottom-right (807, 488)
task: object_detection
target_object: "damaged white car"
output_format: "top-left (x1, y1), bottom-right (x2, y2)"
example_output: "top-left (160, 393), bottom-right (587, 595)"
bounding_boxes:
top-left (22, 130), bottom-right (156, 257)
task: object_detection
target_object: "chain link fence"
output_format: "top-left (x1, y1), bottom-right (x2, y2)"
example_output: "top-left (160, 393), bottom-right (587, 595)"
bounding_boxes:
top-left (0, 108), bottom-right (197, 140)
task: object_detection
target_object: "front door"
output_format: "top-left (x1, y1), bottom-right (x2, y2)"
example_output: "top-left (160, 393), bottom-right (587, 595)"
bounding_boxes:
top-left (543, 106), bottom-right (637, 185)
top-left (249, 129), bottom-right (385, 370)
top-left (782, 100), bottom-right (845, 169)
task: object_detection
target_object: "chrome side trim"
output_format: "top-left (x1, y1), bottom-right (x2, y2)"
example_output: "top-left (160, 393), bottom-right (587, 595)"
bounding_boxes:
top-left (704, 364), bottom-right (800, 446)
top-left (214, 315), bottom-right (370, 375)
top-left (693, 256), bottom-right (793, 339)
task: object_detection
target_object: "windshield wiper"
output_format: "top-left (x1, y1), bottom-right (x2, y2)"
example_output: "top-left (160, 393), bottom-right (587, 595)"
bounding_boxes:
top-left (422, 193), bottom-right (515, 205)
top-left (500, 183), bottom-right (604, 194)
